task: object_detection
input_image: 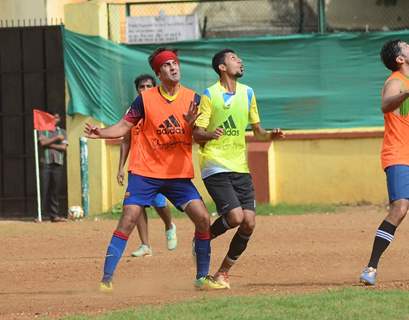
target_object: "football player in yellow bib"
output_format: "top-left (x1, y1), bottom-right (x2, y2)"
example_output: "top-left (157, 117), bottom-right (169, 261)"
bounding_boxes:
top-left (194, 49), bottom-right (284, 289)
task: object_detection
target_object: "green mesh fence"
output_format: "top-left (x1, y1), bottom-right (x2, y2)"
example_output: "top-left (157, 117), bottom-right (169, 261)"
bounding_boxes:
top-left (64, 27), bottom-right (409, 129)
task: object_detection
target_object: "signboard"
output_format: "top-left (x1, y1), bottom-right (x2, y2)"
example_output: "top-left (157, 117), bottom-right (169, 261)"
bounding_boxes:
top-left (126, 13), bottom-right (200, 44)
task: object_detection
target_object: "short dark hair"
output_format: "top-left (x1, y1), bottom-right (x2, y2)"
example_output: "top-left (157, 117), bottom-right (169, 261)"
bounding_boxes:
top-left (212, 49), bottom-right (236, 76)
top-left (134, 74), bottom-right (156, 89)
top-left (380, 39), bottom-right (403, 71)
top-left (148, 47), bottom-right (178, 71)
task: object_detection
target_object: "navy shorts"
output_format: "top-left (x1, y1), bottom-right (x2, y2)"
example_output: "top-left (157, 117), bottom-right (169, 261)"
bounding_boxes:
top-left (123, 173), bottom-right (201, 211)
top-left (385, 165), bottom-right (409, 203)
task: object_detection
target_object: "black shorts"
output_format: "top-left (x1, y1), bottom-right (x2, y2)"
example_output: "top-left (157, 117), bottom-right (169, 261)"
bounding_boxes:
top-left (203, 172), bottom-right (255, 215)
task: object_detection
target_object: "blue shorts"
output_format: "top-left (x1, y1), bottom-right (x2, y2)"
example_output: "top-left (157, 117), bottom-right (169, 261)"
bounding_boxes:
top-left (385, 165), bottom-right (409, 203)
top-left (151, 193), bottom-right (167, 208)
top-left (123, 173), bottom-right (201, 211)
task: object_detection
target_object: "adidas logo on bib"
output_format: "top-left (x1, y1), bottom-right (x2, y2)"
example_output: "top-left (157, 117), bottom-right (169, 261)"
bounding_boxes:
top-left (220, 115), bottom-right (240, 136)
top-left (157, 115), bottom-right (185, 135)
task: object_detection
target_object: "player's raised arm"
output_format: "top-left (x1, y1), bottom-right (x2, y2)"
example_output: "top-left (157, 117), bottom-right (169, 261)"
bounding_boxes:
top-left (84, 118), bottom-right (134, 139)
top-left (381, 79), bottom-right (409, 113)
top-left (183, 100), bottom-right (201, 126)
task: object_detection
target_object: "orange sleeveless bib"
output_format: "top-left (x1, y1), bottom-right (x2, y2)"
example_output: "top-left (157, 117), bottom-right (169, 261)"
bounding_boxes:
top-left (381, 71), bottom-right (409, 169)
top-left (128, 86), bottom-right (195, 178)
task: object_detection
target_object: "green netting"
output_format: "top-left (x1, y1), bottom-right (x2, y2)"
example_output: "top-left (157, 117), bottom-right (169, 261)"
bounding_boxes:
top-left (63, 28), bottom-right (409, 129)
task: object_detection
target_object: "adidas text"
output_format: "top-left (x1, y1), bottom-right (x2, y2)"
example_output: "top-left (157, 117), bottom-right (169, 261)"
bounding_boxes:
top-left (223, 128), bottom-right (240, 136)
top-left (156, 127), bottom-right (185, 135)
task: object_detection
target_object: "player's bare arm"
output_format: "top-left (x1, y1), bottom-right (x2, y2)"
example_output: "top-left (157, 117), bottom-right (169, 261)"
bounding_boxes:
top-left (84, 118), bottom-right (134, 139)
top-left (117, 132), bottom-right (131, 186)
top-left (381, 79), bottom-right (409, 114)
top-left (251, 123), bottom-right (285, 141)
top-left (193, 126), bottom-right (224, 144)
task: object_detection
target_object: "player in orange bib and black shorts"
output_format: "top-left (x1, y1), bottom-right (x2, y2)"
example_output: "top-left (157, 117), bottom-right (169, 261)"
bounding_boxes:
top-left (85, 48), bottom-right (226, 291)
top-left (360, 39), bottom-right (409, 285)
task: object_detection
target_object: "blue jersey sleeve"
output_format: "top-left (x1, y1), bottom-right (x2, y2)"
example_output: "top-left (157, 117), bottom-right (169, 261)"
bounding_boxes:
top-left (194, 93), bottom-right (201, 105)
top-left (123, 95), bottom-right (145, 124)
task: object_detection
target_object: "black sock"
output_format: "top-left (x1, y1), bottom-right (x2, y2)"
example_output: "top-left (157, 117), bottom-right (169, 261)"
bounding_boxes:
top-left (210, 216), bottom-right (231, 239)
top-left (368, 220), bottom-right (396, 269)
top-left (227, 231), bottom-right (251, 262)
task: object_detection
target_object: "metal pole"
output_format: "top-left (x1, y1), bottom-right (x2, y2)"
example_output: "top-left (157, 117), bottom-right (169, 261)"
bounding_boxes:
top-left (34, 129), bottom-right (42, 222)
top-left (80, 137), bottom-right (89, 216)
top-left (318, 0), bottom-right (326, 34)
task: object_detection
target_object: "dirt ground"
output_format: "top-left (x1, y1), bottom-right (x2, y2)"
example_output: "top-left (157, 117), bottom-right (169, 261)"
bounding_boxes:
top-left (2, 205), bottom-right (409, 319)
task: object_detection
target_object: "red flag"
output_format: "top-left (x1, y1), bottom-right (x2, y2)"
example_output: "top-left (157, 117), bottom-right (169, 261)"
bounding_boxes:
top-left (33, 109), bottom-right (55, 131)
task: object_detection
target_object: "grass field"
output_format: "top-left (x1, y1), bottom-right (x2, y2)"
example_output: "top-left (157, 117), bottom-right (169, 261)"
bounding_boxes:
top-left (62, 288), bottom-right (409, 320)
top-left (98, 202), bottom-right (340, 220)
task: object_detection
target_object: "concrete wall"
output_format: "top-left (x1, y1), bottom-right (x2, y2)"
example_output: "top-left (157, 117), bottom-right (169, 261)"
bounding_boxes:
top-left (0, 0), bottom-right (46, 21)
top-left (274, 134), bottom-right (386, 204)
top-left (64, 1), bottom-right (110, 213)
top-left (327, 0), bottom-right (409, 31)
top-left (247, 130), bottom-right (387, 205)
top-left (0, 0), bottom-right (84, 22)
top-left (66, 114), bottom-right (112, 214)
top-left (65, 0), bottom-right (108, 37)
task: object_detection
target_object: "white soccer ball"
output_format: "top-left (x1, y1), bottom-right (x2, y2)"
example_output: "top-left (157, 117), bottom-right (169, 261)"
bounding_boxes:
top-left (68, 206), bottom-right (84, 220)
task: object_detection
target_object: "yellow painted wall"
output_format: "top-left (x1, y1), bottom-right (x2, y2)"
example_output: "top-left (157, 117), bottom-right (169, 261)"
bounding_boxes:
top-left (272, 136), bottom-right (387, 204)
top-left (46, 0), bottom-right (85, 22)
top-left (107, 143), bottom-right (124, 208)
top-left (64, 0), bottom-right (108, 38)
top-left (65, 0), bottom-right (111, 214)
top-left (66, 114), bottom-right (112, 214)
top-left (0, 0), bottom-right (85, 22)
top-left (0, 0), bottom-right (46, 21)
top-left (268, 142), bottom-right (278, 204)
top-left (192, 145), bottom-right (212, 202)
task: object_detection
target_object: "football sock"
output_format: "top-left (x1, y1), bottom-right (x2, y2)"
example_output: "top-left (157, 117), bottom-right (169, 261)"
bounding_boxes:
top-left (227, 230), bottom-right (251, 262)
top-left (194, 231), bottom-right (211, 279)
top-left (102, 230), bottom-right (128, 282)
top-left (368, 220), bottom-right (396, 269)
top-left (210, 215), bottom-right (232, 239)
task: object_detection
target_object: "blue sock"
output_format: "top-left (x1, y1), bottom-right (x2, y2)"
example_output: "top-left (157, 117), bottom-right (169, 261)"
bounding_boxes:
top-left (102, 230), bottom-right (128, 282)
top-left (195, 232), bottom-right (211, 279)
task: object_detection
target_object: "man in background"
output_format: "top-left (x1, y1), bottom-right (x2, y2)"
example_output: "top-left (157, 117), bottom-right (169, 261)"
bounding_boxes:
top-left (38, 113), bottom-right (68, 222)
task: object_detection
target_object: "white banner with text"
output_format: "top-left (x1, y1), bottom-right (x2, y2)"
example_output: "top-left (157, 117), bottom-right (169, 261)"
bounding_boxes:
top-left (126, 14), bottom-right (200, 44)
